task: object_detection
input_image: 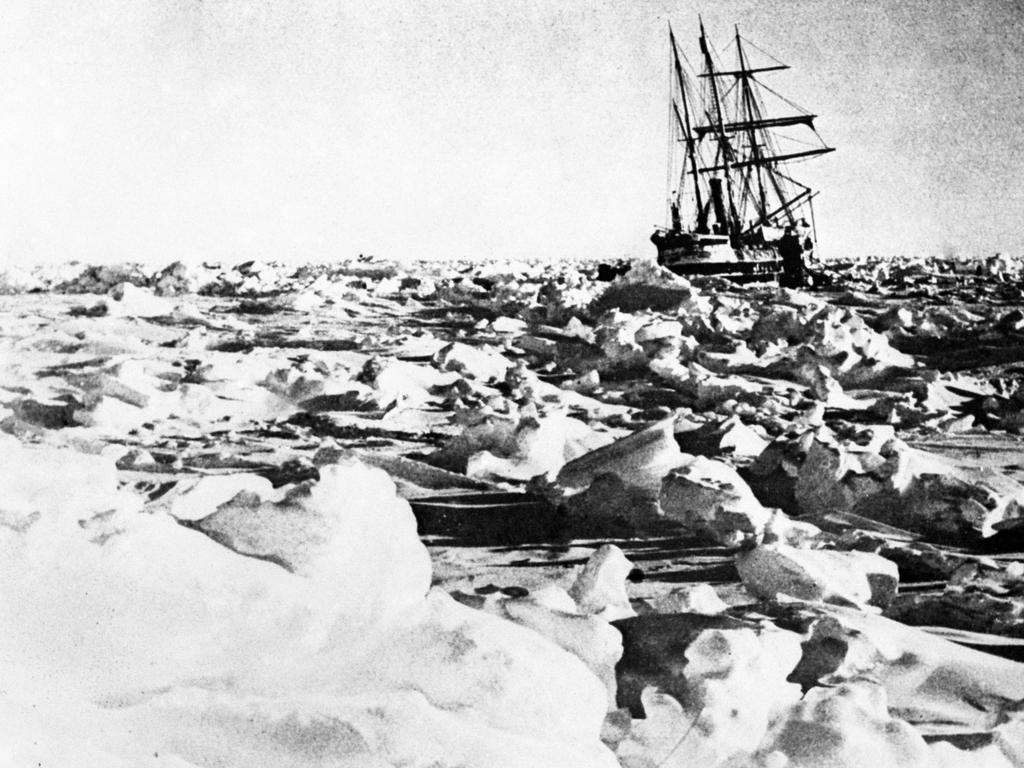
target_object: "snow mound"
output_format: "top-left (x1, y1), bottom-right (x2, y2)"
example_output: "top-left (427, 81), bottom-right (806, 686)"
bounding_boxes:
top-left (1, 442), bottom-right (616, 767)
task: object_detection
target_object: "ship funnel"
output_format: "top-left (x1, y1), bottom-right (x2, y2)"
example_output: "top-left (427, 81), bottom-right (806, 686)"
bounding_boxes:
top-left (709, 178), bottom-right (728, 235)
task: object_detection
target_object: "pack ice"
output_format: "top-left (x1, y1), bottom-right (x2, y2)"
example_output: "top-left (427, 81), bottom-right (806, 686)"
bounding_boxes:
top-left (0, 437), bottom-right (617, 768)
top-left (4, 254), bottom-right (1024, 768)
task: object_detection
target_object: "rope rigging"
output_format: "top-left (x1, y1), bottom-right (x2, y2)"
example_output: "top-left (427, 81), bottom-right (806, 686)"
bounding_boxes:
top-left (661, 21), bottom-right (832, 237)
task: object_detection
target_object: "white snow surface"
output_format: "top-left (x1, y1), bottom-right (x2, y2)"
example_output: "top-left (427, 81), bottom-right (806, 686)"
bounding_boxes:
top-left (0, 438), bottom-right (616, 767)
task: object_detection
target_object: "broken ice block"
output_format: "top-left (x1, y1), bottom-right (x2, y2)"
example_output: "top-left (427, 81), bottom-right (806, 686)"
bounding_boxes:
top-left (660, 456), bottom-right (773, 546)
top-left (736, 545), bottom-right (899, 608)
top-left (556, 417), bottom-right (684, 496)
top-left (569, 544), bottom-right (637, 620)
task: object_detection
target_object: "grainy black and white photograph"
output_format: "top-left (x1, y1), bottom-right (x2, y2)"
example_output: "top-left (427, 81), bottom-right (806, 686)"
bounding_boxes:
top-left (2, 1), bottom-right (1024, 766)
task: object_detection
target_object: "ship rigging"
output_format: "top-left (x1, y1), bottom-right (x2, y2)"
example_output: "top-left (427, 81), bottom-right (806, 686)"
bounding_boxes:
top-left (652, 20), bottom-right (834, 281)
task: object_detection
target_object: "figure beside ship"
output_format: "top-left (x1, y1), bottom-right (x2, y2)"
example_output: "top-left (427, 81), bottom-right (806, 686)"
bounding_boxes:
top-left (652, 20), bottom-right (834, 284)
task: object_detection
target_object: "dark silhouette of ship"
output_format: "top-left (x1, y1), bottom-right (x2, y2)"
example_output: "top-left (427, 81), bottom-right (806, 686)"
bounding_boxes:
top-left (652, 21), bottom-right (834, 282)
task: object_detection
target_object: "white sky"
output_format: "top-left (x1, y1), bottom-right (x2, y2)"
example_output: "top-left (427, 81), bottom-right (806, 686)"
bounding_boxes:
top-left (1, 0), bottom-right (1022, 266)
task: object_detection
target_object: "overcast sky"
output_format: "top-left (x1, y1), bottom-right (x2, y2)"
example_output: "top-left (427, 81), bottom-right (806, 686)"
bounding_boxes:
top-left (1, 0), bottom-right (1022, 266)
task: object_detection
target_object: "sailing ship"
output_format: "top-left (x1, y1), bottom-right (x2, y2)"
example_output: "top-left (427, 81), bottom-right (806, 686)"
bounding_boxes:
top-left (652, 21), bottom-right (834, 281)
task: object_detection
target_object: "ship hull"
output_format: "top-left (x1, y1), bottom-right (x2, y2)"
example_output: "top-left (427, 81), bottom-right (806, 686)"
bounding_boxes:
top-left (651, 230), bottom-right (782, 283)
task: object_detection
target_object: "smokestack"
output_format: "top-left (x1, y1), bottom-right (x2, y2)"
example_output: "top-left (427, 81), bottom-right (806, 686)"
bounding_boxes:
top-left (709, 178), bottom-right (728, 235)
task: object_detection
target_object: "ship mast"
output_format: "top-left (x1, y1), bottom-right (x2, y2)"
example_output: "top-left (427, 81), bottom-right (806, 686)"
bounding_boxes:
top-left (656, 20), bottom-right (834, 253)
top-left (698, 18), bottom-right (739, 246)
top-left (669, 24), bottom-right (705, 233)
top-left (694, 26), bottom-right (835, 236)
top-left (735, 27), bottom-right (768, 223)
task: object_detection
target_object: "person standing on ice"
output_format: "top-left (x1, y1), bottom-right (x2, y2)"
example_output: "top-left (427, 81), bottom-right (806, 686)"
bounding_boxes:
top-left (779, 226), bottom-right (805, 288)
